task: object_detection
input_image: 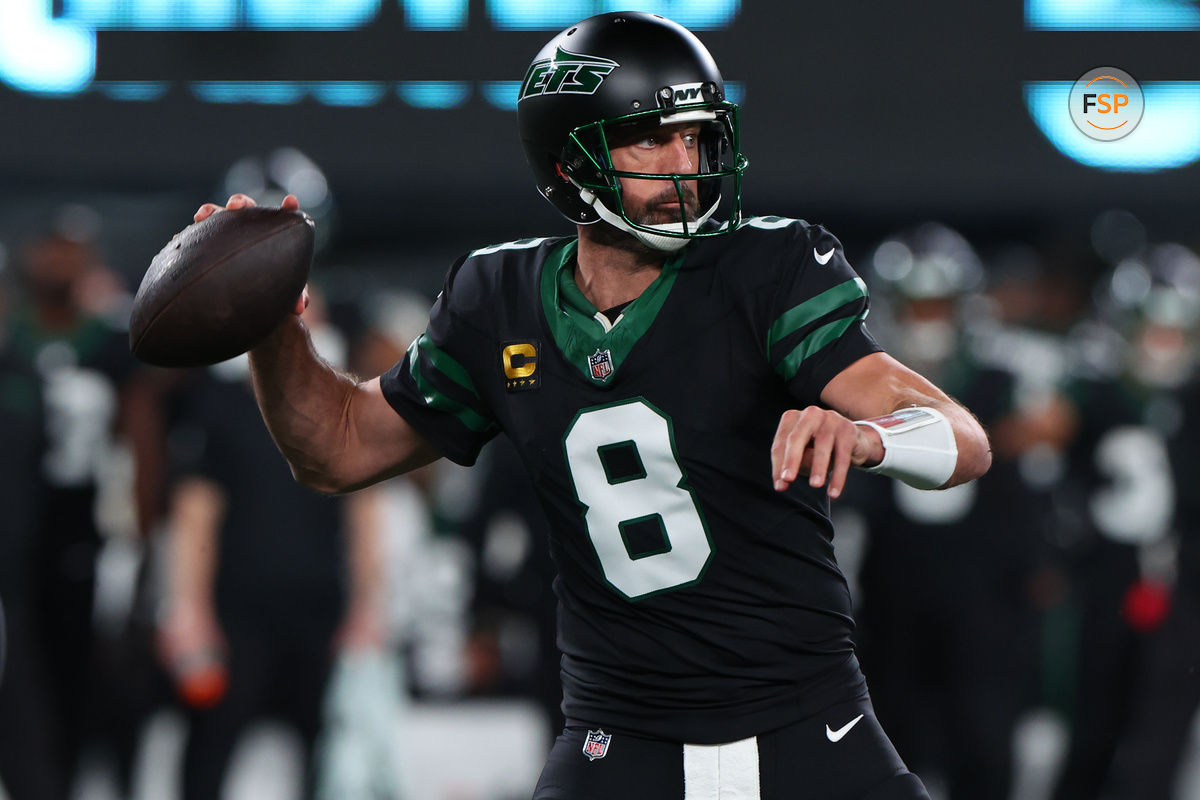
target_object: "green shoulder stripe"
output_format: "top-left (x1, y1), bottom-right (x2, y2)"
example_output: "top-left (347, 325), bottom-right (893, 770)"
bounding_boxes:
top-left (774, 316), bottom-right (860, 382)
top-left (406, 337), bottom-right (493, 432)
top-left (415, 333), bottom-right (480, 398)
top-left (767, 277), bottom-right (867, 354)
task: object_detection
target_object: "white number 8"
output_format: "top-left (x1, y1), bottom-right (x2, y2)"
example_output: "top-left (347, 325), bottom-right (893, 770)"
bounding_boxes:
top-left (563, 400), bottom-right (713, 600)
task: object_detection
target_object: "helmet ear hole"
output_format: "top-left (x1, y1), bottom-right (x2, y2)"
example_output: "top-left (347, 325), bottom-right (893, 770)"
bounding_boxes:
top-left (560, 152), bottom-right (587, 175)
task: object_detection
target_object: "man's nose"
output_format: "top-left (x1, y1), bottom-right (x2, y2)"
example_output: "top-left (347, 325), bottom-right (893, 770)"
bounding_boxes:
top-left (663, 135), bottom-right (696, 171)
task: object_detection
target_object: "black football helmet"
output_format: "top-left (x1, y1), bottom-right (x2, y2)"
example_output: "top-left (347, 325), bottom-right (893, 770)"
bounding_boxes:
top-left (517, 12), bottom-right (747, 252)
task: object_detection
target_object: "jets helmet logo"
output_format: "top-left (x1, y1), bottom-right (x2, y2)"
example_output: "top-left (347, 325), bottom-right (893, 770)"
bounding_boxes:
top-left (519, 46), bottom-right (619, 101)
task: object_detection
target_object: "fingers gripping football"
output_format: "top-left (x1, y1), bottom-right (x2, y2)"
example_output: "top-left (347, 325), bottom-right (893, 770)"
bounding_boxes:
top-left (771, 407), bottom-right (881, 499)
top-left (193, 193), bottom-right (308, 316)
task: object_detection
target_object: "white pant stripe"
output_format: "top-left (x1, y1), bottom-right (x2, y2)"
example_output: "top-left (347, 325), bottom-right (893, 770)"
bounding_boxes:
top-left (683, 736), bottom-right (761, 800)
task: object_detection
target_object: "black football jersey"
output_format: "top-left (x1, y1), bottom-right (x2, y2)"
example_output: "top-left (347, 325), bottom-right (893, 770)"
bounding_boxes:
top-left (381, 218), bottom-right (881, 743)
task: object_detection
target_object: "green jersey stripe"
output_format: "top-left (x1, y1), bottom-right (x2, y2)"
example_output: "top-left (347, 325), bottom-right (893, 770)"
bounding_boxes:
top-left (774, 316), bottom-right (859, 382)
top-left (415, 333), bottom-right (480, 398)
top-left (766, 277), bottom-right (867, 354)
top-left (406, 339), bottom-right (493, 432)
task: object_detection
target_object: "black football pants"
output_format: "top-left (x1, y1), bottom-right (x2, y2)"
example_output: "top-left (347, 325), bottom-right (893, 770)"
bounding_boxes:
top-left (533, 694), bottom-right (929, 800)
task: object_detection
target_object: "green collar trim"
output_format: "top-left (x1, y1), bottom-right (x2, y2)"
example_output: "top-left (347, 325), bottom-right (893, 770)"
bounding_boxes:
top-left (539, 239), bottom-right (685, 385)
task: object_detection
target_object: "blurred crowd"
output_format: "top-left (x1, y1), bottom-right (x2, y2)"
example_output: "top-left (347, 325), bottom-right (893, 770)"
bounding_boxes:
top-left (0, 196), bottom-right (1199, 800)
top-left (843, 215), bottom-right (1200, 800)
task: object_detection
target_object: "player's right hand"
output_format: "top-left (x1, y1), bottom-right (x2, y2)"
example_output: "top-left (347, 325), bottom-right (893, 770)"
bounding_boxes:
top-left (156, 601), bottom-right (230, 708)
top-left (156, 600), bottom-right (226, 670)
top-left (193, 193), bottom-right (309, 316)
top-left (771, 406), bottom-right (883, 499)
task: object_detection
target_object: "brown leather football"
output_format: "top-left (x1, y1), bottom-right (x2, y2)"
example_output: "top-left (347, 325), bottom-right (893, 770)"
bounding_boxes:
top-left (130, 207), bottom-right (314, 367)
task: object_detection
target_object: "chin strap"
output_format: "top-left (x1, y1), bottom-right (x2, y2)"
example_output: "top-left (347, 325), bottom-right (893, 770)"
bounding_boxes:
top-left (577, 186), bottom-right (720, 253)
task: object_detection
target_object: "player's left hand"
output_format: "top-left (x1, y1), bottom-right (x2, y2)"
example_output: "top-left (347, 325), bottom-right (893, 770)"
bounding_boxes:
top-left (771, 407), bottom-right (883, 499)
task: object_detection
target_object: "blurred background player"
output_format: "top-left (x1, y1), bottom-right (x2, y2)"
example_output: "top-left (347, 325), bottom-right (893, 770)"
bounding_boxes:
top-left (152, 150), bottom-right (402, 800)
top-left (1043, 244), bottom-right (1185, 800)
top-left (0, 208), bottom-right (164, 799)
top-left (1051, 242), bottom-right (1200, 800)
top-left (1099, 266), bottom-right (1200, 798)
top-left (850, 223), bottom-right (1069, 800)
top-left (350, 291), bottom-right (479, 705)
top-left (157, 289), bottom-right (391, 800)
top-left (0, 241), bottom-right (62, 800)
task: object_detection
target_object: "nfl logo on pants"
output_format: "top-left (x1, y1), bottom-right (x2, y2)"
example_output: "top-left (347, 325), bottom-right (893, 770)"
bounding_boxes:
top-left (583, 729), bottom-right (612, 761)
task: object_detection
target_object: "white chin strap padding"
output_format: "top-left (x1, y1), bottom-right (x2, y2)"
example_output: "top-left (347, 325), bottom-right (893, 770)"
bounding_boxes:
top-left (578, 186), bottom-right (719, 253)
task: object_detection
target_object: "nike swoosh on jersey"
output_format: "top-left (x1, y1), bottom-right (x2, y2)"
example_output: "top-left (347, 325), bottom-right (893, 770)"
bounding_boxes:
top-left (813, 247), bottom-right (835, 265)
top-left (825, 714), bottom-right (864, 742)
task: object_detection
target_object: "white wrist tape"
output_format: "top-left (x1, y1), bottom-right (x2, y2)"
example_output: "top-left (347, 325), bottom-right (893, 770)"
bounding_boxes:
top-left (854, 407), bottom-right (958, 490)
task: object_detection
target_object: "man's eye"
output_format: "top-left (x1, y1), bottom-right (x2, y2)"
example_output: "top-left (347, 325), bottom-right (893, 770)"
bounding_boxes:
top-left (637, 137), bottom-right (657, 148)
top-left (683, 134), bottom-right (698, 147)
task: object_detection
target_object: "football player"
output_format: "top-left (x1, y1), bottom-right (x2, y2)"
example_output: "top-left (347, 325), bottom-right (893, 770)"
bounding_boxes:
top-left (1052, 244), bottom-right (1197, 800)
top-left (193, 13), bottom-right (990, 799)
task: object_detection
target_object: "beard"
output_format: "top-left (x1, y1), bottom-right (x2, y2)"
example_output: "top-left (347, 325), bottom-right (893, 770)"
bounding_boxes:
top-left (631, 182), bottom-right (699, 226)
top-left (590, 183), bottom-right (701, 256)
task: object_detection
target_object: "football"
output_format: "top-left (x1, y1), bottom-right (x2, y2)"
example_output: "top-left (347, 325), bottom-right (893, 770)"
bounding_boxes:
top-left (129, 206), bottom-right (314, 367)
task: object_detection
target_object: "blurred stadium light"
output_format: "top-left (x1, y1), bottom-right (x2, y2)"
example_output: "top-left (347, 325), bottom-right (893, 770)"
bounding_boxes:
top-left (1024, 82), bottom-right (1200, 172)
top-left (1027, 0), bottom-right (1200, 30)
top-left (0, 1), bottom-right (740, 96)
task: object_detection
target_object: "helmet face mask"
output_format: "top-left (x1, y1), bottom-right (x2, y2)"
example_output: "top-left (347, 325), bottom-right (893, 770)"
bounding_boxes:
top-left (517, 12), bottom-right (748, 251)
top-left (563, 103), bottom-right (744, 242)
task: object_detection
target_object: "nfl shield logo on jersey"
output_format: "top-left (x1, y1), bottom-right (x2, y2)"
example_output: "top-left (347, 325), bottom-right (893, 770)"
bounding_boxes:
top-left (582, 729), bottom-right (612, 761)
top-left (588, 349), bottom-right (614, 383)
